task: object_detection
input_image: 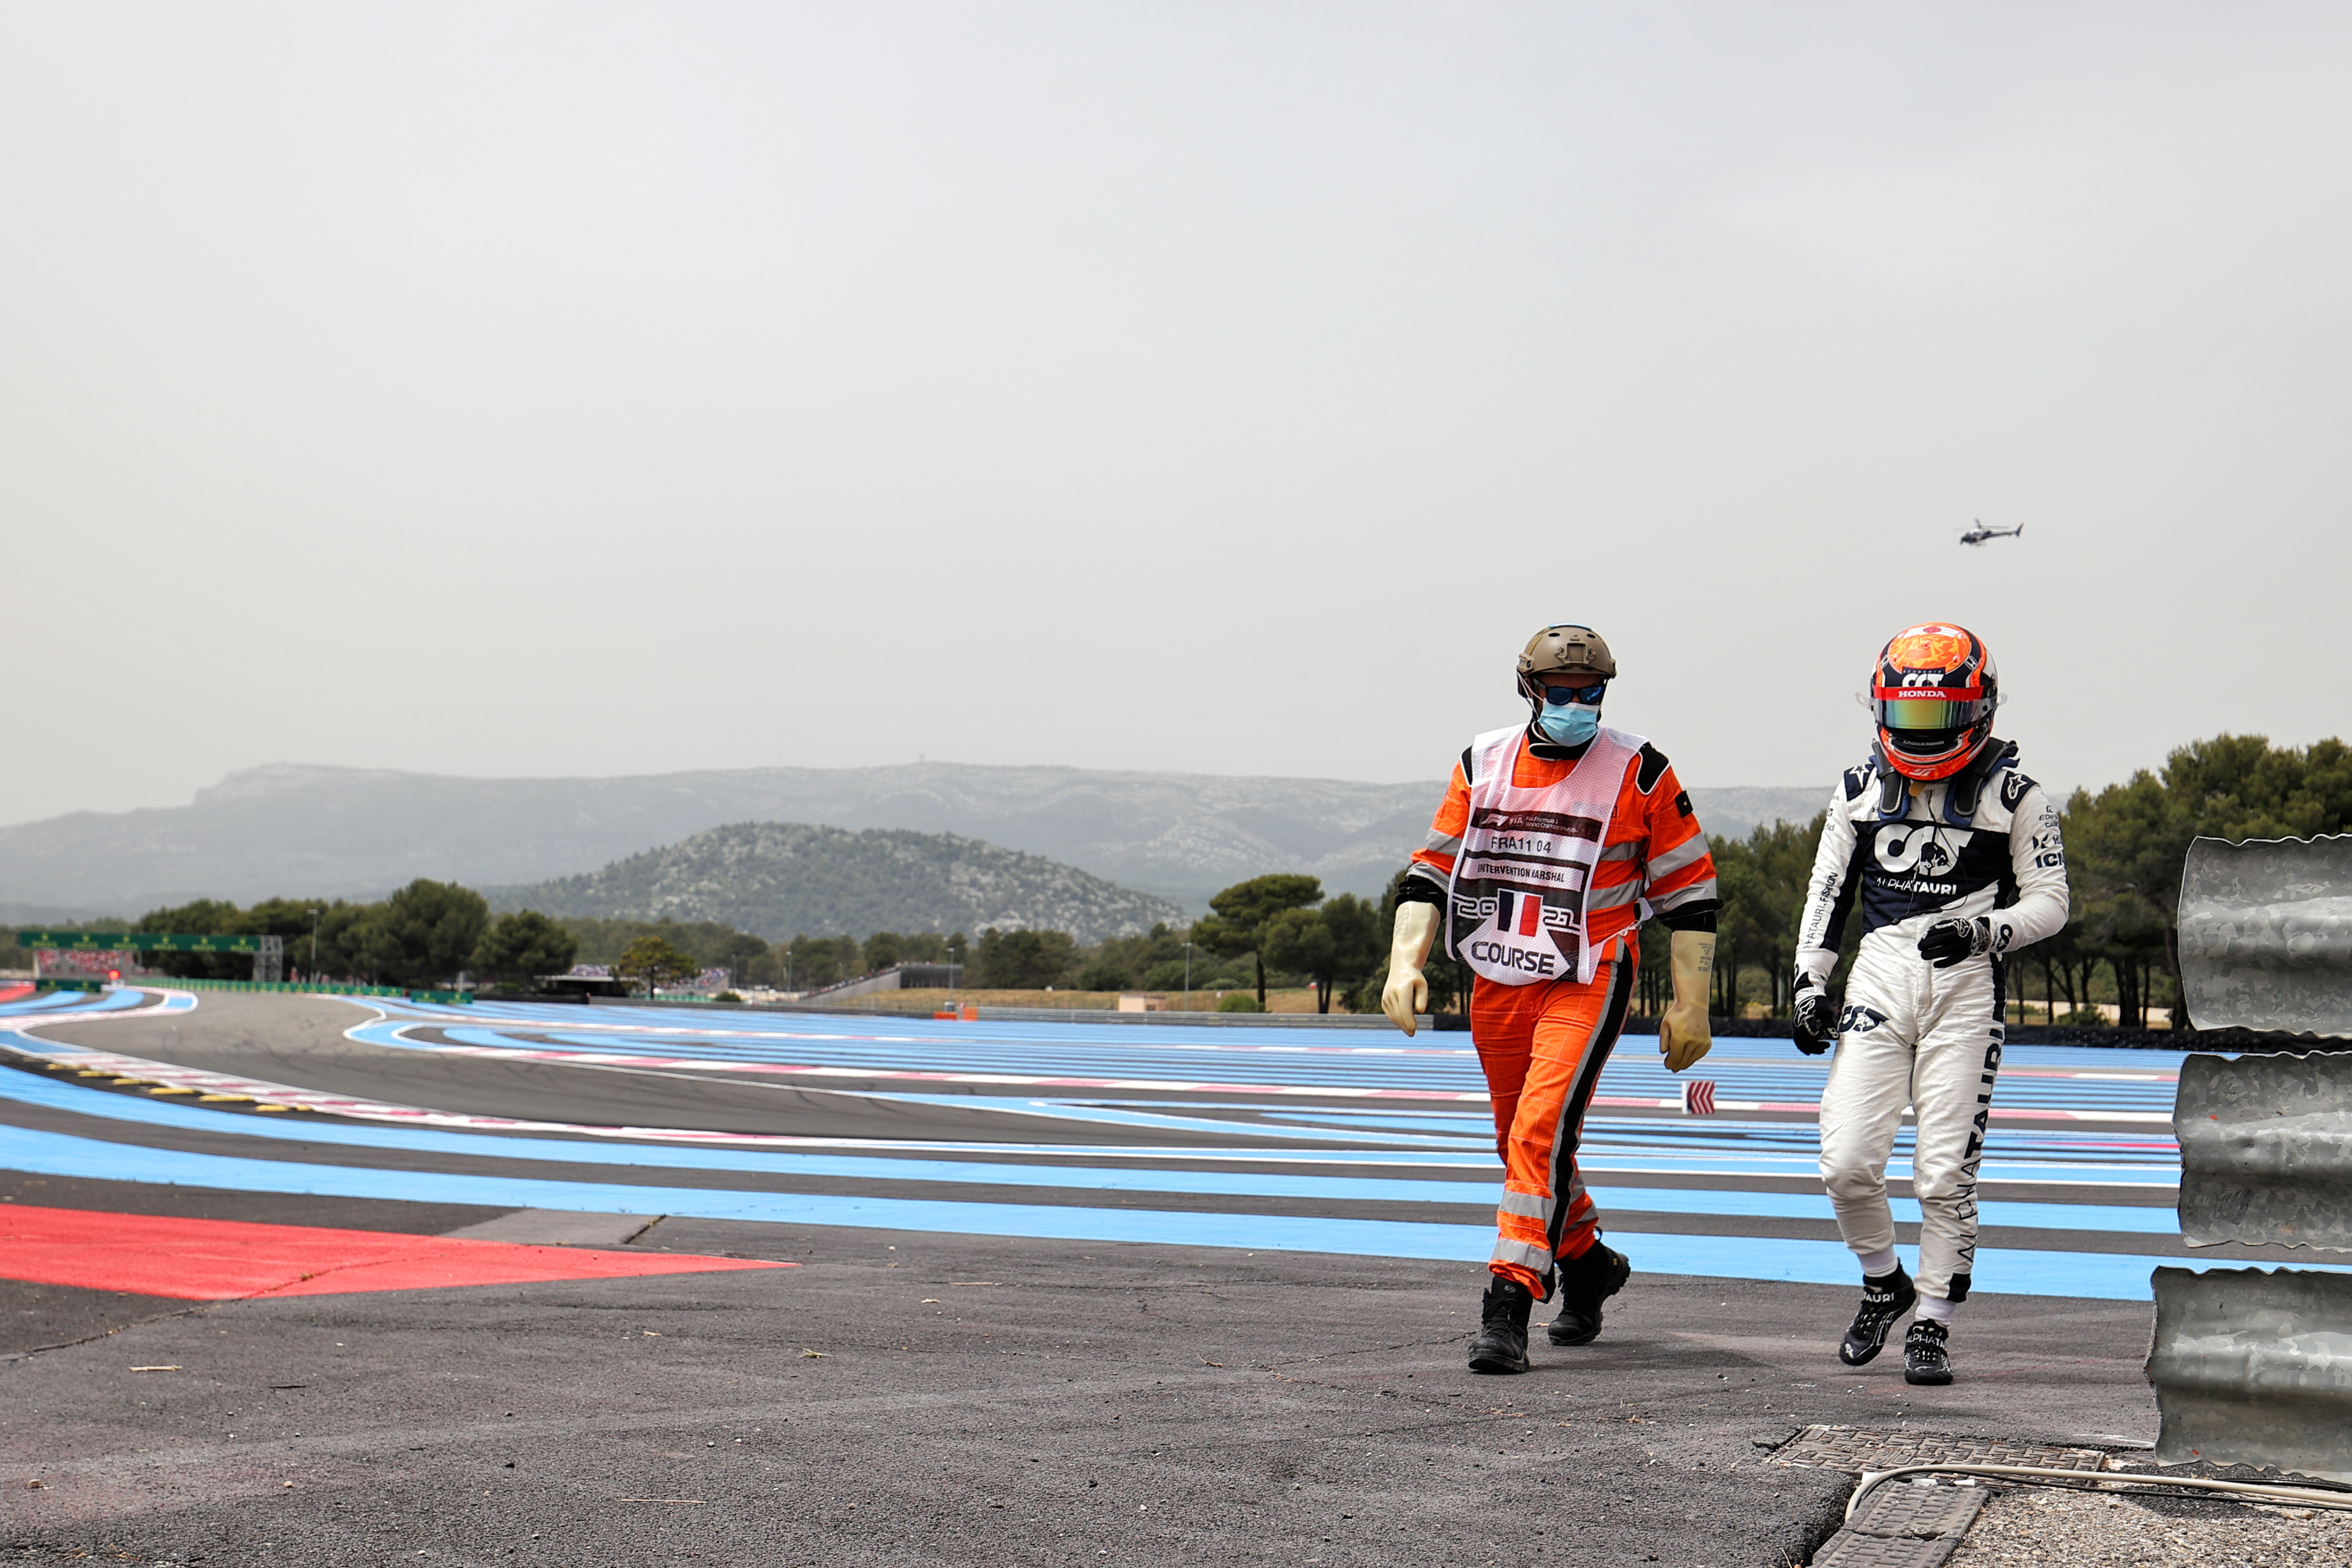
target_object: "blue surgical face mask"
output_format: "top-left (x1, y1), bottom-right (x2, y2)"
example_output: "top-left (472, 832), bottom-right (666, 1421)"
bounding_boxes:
top-left (1533, 704), bottom-right (1600, 747)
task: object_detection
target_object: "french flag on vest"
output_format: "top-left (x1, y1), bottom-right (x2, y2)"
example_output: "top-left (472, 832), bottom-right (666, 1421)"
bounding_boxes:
top-left (1492, 889), bottom-right (1544, 937)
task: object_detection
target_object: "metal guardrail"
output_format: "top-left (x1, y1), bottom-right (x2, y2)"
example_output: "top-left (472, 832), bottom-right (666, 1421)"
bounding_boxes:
top-left (2151, 831), bottom-right (2352, 1482)
top-left (2177, 1050), bottom-right (2352, 1251)
top-left (2148, 1265), bottom-right (2352, 1482)
top-left (2178, 833), bottom-right (2352, 1037)
top-left (141, 978), bottom-right (411, 998)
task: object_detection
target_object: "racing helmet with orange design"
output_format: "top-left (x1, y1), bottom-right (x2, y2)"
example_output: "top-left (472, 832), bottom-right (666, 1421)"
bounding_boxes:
top-left (1872, 622), bottom-right (1999, 782)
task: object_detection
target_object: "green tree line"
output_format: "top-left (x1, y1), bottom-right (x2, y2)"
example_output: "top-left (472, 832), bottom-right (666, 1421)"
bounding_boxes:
top-left (14, 874), bottom-right (1484, 1014)
top-left (557, 877), bottom-right (1395, 1008)
top-left (124, 882), bottom-right (576, 991)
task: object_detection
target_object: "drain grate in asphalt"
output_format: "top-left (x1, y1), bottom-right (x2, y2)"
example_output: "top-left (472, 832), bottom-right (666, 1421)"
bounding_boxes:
top-left (1773, 1424), bottom-right (2109, 1475)
top-left (1806, 1469), bottom-right (1991, 1567)
top-left (1847, 1484), bottom-right (1987, 1539)
top-left (1783, 1428), bottom-right (2108, 1568)
top-left (1810, 1531), bottom-right (1960, 1568)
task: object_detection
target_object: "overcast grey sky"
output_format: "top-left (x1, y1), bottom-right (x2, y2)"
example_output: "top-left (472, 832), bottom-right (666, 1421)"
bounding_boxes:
top-left (4, 2), bottom-right (2346, 827)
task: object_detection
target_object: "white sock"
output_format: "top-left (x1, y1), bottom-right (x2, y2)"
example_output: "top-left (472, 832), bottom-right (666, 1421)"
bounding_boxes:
top-left (1858, 1247), bottom-right (1899, 1277)
top-left (1918, 1294), bottom-right (1955, 1323)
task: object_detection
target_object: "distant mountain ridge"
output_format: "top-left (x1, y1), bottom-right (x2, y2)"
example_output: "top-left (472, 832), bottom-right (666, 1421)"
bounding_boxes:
top-left (489, 822), bottom-right (1185, 945)
top-left (0, 760), bottom-right (1824, 916)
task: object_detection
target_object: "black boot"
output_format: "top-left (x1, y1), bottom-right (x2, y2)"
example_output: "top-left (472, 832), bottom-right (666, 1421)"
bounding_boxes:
top-left (1838, 1262), bottom-right (1916, 1366)
top-left (1904, 1320), bottom-right (1953, 1385)
top-left (1467, 1277), bottom-right (1533, 1374)
top-left (1546, 1241), bottom-right (1631, 1346)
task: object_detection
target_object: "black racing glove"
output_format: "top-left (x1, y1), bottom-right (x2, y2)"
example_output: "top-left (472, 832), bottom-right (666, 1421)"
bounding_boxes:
top-left (1917, 915), bottom-right (1992, 970)
top-left (1792, 978), bottom-right (1836, 1056)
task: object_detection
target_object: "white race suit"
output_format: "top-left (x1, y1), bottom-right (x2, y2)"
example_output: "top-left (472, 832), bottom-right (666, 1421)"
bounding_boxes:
top-left (1795, 741), bottom-right (2070, 1302)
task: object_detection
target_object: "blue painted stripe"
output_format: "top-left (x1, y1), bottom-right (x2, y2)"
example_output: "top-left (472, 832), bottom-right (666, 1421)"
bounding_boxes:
top-left (368, 1021), bottom-right (2185, 1166)
top-left (0, 1123), bottom-right (2300, 1302)
top-left (0, 1062), bottom-right (1496, 1193)
top-left (0, 994), bottom-right (75, 1016)
top-left (0, 1061), bottom-right (2175, 1231)
top-left (422, 999), bottom-right (2194, 1076)
top-left (1289, 1108), bottom-right (2174, 1163)
top-left (371, 1005), bottom-right (2184, 1107)
top-left (8, 1029), bottom-right (2183, 1192)
top-left (0, 988), bottom-right (161, 1018)
top-left (853, 1091), bottom-right (1488, 1147)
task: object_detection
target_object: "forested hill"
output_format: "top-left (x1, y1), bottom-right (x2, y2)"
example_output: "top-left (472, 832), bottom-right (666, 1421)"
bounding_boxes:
top-left (486, 822), bottom-right (1186, 946)
top-left (0, 759), bottom-right (1819, 918)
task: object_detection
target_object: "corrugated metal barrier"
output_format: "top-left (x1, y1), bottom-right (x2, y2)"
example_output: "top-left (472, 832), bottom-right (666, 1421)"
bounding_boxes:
top-left (2177, 832), bottom-right (2352, 1038)
top-left (2176, 1051), bottom-right (2352, 1250)
top-left (2150, 833), bottom-right (2352, 1481)
top-left (2148, 1266), bottom-right (2352, 1482)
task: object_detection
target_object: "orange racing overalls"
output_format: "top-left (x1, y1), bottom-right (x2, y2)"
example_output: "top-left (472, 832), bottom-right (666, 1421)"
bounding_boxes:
top-left (1400, 725), bottom-right (1719, 1297)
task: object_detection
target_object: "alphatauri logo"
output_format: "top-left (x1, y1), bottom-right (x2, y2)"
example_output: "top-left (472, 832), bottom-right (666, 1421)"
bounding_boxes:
top-left (1872, 824), bottom-right (1973, 876)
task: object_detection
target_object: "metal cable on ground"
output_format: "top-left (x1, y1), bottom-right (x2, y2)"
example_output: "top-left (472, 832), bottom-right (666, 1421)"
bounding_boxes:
top-left (1844, 1462), bottom-right (2352, 1522)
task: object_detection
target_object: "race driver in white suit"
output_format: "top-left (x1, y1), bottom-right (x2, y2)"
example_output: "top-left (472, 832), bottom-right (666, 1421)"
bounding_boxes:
top-left (1791, 623), bottom-right (2070, 1386)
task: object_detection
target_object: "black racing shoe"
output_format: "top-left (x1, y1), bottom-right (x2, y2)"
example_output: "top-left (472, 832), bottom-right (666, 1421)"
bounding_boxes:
top-left (1546, 1242), bottom-right (1632, 1346)
top-left (1838, 1263), bottom-right (1917, 1366)
top-left (1467, 1278), bottom-right (1534, 1374)
top-left (1904, 1320), bottom-right (1953, 1385)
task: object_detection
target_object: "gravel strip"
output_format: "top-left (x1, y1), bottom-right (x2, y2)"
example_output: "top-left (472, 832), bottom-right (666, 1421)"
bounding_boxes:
top-left (1947, 1485), bottom-right (2352, 1566)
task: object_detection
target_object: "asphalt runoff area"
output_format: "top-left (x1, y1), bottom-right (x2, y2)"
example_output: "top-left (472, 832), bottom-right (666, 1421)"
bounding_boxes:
top-left (0, 991), bottom-right (2177, 1566)
top-left (0, 1188), bottom-right (2166, 1568)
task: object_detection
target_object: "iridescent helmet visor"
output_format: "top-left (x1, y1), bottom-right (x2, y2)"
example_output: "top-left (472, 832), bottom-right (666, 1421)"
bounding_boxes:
top-left (1873, 685), bottom-right (1992, 749)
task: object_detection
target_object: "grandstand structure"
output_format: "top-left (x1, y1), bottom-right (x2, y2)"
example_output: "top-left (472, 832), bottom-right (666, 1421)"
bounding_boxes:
top-left (15, 930), bottom-right (284, 985)
top-left (796, 962), bottom-right (966, 1004)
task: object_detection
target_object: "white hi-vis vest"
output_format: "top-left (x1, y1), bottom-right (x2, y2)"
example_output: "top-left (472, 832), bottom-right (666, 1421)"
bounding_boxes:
top-left (1446, 723), bottom-right (1647, 987)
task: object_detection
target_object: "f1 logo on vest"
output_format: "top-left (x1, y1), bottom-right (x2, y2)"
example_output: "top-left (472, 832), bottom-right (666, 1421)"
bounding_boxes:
top-left (1872, 824), bottom-right (1972, 876)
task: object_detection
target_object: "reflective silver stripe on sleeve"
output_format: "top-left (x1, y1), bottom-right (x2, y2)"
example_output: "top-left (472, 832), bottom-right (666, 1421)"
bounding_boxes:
top-left (1649, 876), bottom-right (1719, 911)
top-left (1586, 879), bottom-right (1643, 911)
top-left (1644, 834), bottom-right (1711, 879)
top-left (1488, 1237), bottom-right (1554, 1273)
top-left (1423, 827), bottom-right (1464, 854)
top-left (1560, 1172), bottom-right (1590, 1214)
top-left (1498, 1190), bottom-right (1553, 1221)
top-left (1598, 842), bottom-right (1641, 862)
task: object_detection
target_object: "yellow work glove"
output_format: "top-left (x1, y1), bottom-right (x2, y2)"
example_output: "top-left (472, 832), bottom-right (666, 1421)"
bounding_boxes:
top-left (1381, 903), bottom-right (1442, 1036)
top-left (1659, 928), bottom-right (1715, 1073)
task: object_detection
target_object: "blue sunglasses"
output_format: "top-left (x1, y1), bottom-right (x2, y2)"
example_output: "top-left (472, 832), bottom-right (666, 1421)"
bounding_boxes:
top-left (1542, 682), bottom-right (1607, 707)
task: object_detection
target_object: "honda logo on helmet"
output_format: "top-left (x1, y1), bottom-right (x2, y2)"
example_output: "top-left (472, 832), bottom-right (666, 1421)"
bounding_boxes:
top-left (1874, 621), bottom-right (1999, 782)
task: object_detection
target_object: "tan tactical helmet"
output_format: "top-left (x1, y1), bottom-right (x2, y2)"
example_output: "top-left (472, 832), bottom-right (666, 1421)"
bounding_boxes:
top-left (1516, 625), bottom-right (1616, 697)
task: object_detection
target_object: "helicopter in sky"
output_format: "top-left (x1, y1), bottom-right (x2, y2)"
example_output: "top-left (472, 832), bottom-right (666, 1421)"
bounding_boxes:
top-left (1958, 518), bottom-right (2024, 546)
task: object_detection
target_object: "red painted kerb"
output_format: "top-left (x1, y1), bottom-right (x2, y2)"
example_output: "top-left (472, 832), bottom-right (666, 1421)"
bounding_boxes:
top-left (0, 1205), bottom-right (791, 1299)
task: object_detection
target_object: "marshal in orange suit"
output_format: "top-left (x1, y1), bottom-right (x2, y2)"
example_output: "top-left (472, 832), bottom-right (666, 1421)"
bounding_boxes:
top-left (1381, 624), bottom-right (1719, 1375)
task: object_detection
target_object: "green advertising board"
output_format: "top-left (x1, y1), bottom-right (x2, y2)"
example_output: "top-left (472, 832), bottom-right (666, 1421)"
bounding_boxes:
top-left (15, 931), bottom-right (268, 954)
